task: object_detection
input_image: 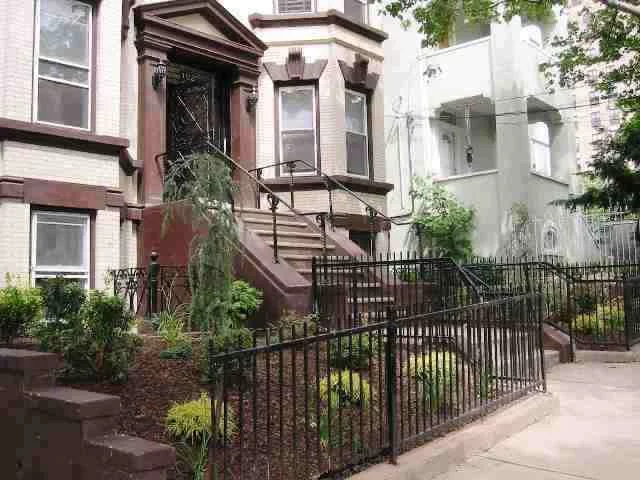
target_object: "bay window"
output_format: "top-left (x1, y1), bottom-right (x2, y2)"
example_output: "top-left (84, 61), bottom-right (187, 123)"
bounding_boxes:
top-left (277, 0), bottom-right (313, 14)
top-left (529, 122), bottom-right (551, 176)
top-left (35, 0), bottom-right (92, 129)
top-left (31, 211), bottom-right (90, 287)
top-left (346, 89), bottom-right (369, 176)
top-left (279, 86), bottom-right (317, 173)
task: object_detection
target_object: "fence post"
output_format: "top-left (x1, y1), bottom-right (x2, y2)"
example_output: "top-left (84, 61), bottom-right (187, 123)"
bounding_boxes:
top-left (536, 293), bottom-right (547, 392)
top-left (623, 278), bottom-right (632, 351)
top-left (147, 251), bottom-right (159, 318)
top-left (385, 306), bottom-right (398, 464)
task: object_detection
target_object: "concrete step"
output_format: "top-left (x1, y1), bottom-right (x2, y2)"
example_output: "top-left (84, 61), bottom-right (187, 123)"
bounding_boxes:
top-left (251, 229), bottom-right (324, 240)
top-left (236, 207), bottom-right (296, 218)
top-left (266, 240), bottom-right (336, 252)
top-left (280, 253), bottom-right (315, 269)
top-left (240, 217), bottom-right (309, 231)
top-left (545, 349), bottom-right (560, 372)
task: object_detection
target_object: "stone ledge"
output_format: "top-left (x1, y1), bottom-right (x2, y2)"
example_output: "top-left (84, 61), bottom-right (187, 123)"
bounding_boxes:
top-left (349, 393), bottom-right (557, 480)
top-left (25, 387), bottom-right (121, 420)
top-left (0, 348), bottom-right (60, 373)
top-left (85, 434), bottom-right (176, 472)
top-left (575, 348), bottom-right (640, 363)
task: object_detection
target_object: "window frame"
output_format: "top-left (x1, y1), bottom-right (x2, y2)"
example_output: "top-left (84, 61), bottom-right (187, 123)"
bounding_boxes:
top-left (528, 122), bottom-right (551, 177)
top-left (30, 210), bottom-right (91, 287)
top-left (344, 0), bottom-right (369, 24)
top-left (275, 0), bottom-right (315, 14)
top-left (33, 0), bottom-right (94, 131)
top-left (345, 88), bottom-right (370, 178)
top-left (278, 84), bottom-right (318, 175)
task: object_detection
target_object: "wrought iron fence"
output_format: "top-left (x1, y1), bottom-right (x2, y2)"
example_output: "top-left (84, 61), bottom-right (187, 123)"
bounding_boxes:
top-left (209, 293), bottom-right (545, 480)
top-left (463, 258), bottom-right (640, 351)
top-left (623, 276), bottom-right (640, 347)
top-left (312, 255), bottom-right (485, 330)
top-left (109, 254), bottom-right (190, 318)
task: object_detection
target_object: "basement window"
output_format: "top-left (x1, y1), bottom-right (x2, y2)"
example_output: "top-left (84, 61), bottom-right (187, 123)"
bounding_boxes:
top-left (277, 0), bottom-right (313, 13)
top-left (31, 211), bottom-right (90, 288)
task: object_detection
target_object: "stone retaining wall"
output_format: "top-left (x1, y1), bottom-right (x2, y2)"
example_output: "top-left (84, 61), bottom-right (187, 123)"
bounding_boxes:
top-left (0, 348), bottom-right (175, 480)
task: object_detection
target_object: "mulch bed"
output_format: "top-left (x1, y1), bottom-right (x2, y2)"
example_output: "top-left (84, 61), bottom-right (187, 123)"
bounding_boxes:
top-left (60, 336), bottom-right (207, 445)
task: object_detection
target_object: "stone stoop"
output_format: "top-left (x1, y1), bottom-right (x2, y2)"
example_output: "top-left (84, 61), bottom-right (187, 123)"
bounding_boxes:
top-left (0, 348), bottom-right (175, 480)
top-left (543, 323), bottom-right (572, 363)
top-left (545, 349), bottom-right (560, 372)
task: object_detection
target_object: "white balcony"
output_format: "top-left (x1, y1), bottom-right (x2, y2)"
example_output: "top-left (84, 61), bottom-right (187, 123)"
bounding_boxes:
top-left (422, 37), bottom-right (493, 108)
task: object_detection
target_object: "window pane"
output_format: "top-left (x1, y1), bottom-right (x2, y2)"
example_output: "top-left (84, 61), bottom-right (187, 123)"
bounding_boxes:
top-left (347, 132), bottom-right (367, 175)
top-left (281, 89), bottom-right (314, 130)
top-left (278, 0), bottom-right (312, 13)
top-left (40, 0), bottom-right (90, 66)
top-left (346, 91), bottom-right (366, 134)
top-left (38, 78), bottom-right (88, 128)
top-left (39, 59), bottom-right (89, 85)
top-left (344, 0), bottom-right (366, 23)
top-left (282, 130), bottom-right (315, 167)
top-left (35, 214), bottom-right (86, 268)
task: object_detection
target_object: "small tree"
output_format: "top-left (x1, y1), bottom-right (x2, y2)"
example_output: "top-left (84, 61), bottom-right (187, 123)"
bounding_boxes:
top-left (163, 151), bottom-right (238, 334)
top-left (410, 177), bottom-right (475, 260)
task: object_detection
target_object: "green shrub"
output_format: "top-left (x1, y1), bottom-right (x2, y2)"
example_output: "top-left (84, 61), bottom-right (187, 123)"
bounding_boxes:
top-left (574, 301), bottom-right (625, 335)
top-left (39, 277), bottom-right (85, 321)
top-left (405, 351), bottom-right (458, 409)
top-left (156, 310), bottom-right (187, 348)
top-left (319, 370), bottom-right (370, 410)
top-left (160, 341), bottom-right (192, 360)
top-left (329, 333), bottom-right (378, 370)
top-left (166, 393), bottom-right (235, 480)
top-left (61, 292), bottom-right (140, 383)
top-left (0, 282), bottom-right (42, 343)
top-left (201, 328), bottom-right (253, 384)
top-left (228, 280), bottom-right (263, 327)
top-left (267, 311), bottom-right (319, 341)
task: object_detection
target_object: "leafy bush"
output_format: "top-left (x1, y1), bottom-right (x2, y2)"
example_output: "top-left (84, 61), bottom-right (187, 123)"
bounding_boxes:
top-left (62, 292), bottom-right (140, 383)
top-left (319, 370), bottom-right (370, 410)
top-left (405, 351), bottom-right (458, 409)
top-left (574, 301), bottom-right (625, 335)
top-left (329, 333), bottom-right (378, 370)
top-left (166, 393), bottom-right (235, 480)
top-left (0, 282), bottom-right (42, 343)
top-left (156, 308), bottom-right (192, 359)
top-left (40, 277), bottom-right (85, 321)
top-left (32, 277), bottom-right (86, 352)
top-left (159, 341), bottom-right (193, 360)
top-left (201, 328), bottom-right (254, 384)
top-left (410, 177), bottom-right (475, 260)
top-left (267, 311), bottom-right (319, 341)
top-left (228, 280), bottom-right (263, 327)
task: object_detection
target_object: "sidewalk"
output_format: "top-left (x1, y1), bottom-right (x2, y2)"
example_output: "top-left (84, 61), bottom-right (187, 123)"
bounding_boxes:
top-left (432, 362), bottom-right (640, 480)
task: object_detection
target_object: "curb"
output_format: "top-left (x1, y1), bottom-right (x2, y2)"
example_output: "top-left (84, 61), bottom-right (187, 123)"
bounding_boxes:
top-left (575, 349), bottom-right (640, 363)
top-left (348, 393), bottom-right (558, 480)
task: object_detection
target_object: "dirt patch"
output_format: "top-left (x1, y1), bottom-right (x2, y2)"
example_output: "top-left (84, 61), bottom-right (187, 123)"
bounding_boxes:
top-left (61, 336), bottom-right (206, 445)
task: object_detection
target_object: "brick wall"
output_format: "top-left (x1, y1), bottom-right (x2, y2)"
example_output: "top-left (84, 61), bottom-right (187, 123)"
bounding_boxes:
top-left (0, 348), bottom-right (175, 480)
top-left (0, 200), bottom-right (30, 286)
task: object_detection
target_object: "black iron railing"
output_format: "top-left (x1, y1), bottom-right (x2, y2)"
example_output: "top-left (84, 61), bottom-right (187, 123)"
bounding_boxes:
top-left (209, 293), bottom-right (545, 479)
top-left (623, 276), bottom-right (640, 348)
top-left (311, 255), bottom-right (486, 330)
top-left (109, 253), bottom-right (190, 318)
top-left (463, 258), bottom-right (640, 352)
top-left (248, 159), bottom-right (416, 258)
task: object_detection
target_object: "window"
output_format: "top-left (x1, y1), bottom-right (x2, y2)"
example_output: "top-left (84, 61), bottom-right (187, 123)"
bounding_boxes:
top-left (31, 211), bottom-right (90, 287)
top-left (344, 0), bottom-right (368, 23)
top-left (589, 90), bottom-right (599, 105)
top-left (277, 0), bottom-right (313, 14)
top-left (609, 110), bottom-right (621, 127)
top-left (591, 111), bottom-right (601, 129)
top-left (35, 0), bottom-right (92, 129)
top-left (345, 89), bottom-right (369, 176)
top-left (543, 226), bottom-right (559, 254)
top-left (528, 122), bottom-right (551, 176)
top-left (279, 86), bottom-right (317, 172)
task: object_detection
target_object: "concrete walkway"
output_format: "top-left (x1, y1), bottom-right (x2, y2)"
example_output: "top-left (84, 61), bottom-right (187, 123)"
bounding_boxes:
top-left (432, 362), bottom-right (640, 480)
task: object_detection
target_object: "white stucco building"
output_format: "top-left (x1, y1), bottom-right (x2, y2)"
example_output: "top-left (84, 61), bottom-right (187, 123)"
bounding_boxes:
top-left (383, 8), bottom-right (577, 257)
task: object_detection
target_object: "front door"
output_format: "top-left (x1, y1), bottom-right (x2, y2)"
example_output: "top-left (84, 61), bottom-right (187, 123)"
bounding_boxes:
top-left (166, 64), bottom-right (230, 164)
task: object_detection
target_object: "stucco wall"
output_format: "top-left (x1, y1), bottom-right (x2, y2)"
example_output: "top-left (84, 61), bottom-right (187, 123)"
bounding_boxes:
top-left (0, 201), bottom-right (31, 286)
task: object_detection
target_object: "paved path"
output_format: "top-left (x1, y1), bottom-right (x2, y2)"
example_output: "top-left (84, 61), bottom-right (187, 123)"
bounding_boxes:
top-left (432, 362), bottom-right (640, 480)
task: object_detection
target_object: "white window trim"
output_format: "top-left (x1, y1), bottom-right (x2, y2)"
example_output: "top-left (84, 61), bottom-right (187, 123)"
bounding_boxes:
top-left (278, 84), bottom-right (318, 175)
top-left (345, 89), bottom-right (369, 178)
top-left (276, 0), bottom-right (315, 14)
top-left (33, 0), bottom-right (93, 131)
top-left (31, 211), bottom-right (90, 286)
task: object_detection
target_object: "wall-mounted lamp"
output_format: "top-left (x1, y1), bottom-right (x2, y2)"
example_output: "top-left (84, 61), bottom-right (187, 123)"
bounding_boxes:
top-left (152, 63), bottom-right (167, 90)
top-left (246, 86), bottom-right (259, 112)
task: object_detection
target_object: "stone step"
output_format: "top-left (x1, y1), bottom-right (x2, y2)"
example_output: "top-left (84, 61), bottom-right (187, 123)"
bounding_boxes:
top-left (85, 434), bottom-right (175, 474)
top-left (25, 386), bottom-right (121, 420)
top-left (266, 240), bottom-right (336, 252)
top-left (544, 349), bottom-right (560, 372)
top-left (251, 229), bottom-right (324, 240)
top-left (241, 217), bottom-right (309, 230)
top-left (236, 207), bottom-right (296, 218)
top-left (280, 253), bottom-right (315, 269)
